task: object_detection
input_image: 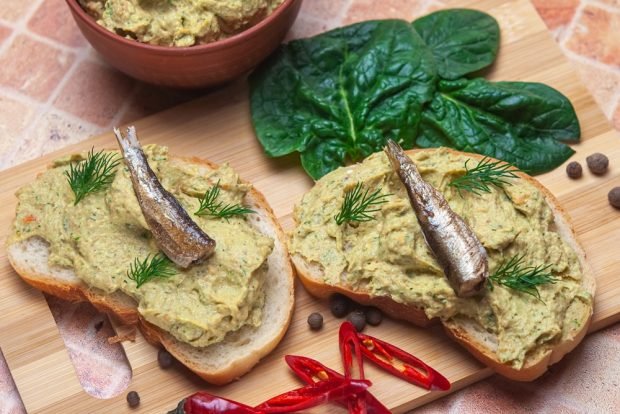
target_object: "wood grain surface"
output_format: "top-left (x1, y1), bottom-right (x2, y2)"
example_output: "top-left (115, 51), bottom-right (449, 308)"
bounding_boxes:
top-left (0, 0), bottom-right (619, 412)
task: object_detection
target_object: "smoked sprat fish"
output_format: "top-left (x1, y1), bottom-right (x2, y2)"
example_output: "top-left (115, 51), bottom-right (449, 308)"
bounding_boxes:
top-left (114, 126), bottom-right (216, 268)
top-left (384, 140), bottom-right (488, 297)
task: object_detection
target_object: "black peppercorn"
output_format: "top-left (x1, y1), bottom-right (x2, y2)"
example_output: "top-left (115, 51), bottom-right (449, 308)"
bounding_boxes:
top-left (609, 187), bottom-right (620, 209)
top-left (347, 310), bottom-right (366, 332)
top-left (330, 294), bottom-right (351, 318)
top-left (586, 153), bottom-right (609, 175)
top-left (365, 307), bottom-right (383, 326)
top-left (127, 391), bottom-right (140, 408)
top-left (566, 161), bottom-right (582, 179)
top-left (307, 312), bottom-right (324, 330)
top-left (158, 348), bottom-right (174, 369)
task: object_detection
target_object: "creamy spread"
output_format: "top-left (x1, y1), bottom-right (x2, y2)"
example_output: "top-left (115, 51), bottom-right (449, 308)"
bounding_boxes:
top-left (78, 0), bottom-right (285, 47)
top-left (290, 148), bottom-right (592, 367)
top-left (11, 145), bottom-right (273, 348)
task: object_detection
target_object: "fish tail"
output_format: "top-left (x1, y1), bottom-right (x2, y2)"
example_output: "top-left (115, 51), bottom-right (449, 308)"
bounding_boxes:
top-left (113, 126), bottom-right (140, 156)
top-left (384, 139), bottom-right (422, 184)
top-left (384, 139), bottom-right (404, 170)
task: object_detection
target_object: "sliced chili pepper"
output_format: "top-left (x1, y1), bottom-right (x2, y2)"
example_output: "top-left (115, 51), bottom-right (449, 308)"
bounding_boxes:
top-left (339, 321), bottom-right (365, 380)
top-left (284, 354), bottom-right (341, 384)
top-left (255, 377), bottom-right (370, 413)
top-left (357, 332), bottom-right (451, 391)
top-left (184, 392), bottom-right (257, 414)
top-left (285, 355), bottom-right (391, 414)
top-left (339, 321), bottom-right (369, 413)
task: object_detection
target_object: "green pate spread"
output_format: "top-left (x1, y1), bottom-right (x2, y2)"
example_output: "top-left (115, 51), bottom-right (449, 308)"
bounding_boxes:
top-left (291, 148), bottom-right (592, 368)
top-left (79, 0), bottom-right (285, 47)
top-left (10, 145), bottom-right (273, 348)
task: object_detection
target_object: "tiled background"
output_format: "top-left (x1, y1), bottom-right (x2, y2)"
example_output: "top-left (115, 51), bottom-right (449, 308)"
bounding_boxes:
top-left (0, 0), bottom-right (619, 413)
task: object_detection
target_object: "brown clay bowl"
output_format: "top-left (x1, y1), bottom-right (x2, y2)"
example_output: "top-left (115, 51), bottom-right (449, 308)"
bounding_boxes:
top-left (65, 0), bottom-right (303, 88)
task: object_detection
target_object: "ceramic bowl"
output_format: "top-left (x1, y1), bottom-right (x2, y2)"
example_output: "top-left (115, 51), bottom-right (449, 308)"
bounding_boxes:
top-left (66, 0), bottom-right (302, 88)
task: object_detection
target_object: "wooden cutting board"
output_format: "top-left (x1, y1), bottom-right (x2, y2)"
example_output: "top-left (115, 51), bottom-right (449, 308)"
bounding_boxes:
top-left (1, 0), bottom-right (619, 412)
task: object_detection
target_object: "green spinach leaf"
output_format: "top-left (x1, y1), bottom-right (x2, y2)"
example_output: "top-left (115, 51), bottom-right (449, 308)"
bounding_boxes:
top-left (417, 78), bottom-right (579, 174)
top-left (413, 9), bottom-right (500, 80)
top-left (250, 19), bottom-right (437, 179)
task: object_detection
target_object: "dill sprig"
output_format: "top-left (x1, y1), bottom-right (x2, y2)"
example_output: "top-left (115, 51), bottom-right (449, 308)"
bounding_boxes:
top-left (334, 182), bottom-right (391, 225)
top-left (64, 148), bottom-right (120, 205)
top-left (127, 253), bottom-right (176, 288)
top-left (449, 157), bottom-right (521, 196)
top-left (488, 254), bottom-right (557, 301)
top-left (195, 180), bottom-right (255, 219)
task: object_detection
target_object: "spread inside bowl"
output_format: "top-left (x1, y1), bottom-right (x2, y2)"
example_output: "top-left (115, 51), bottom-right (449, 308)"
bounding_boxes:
top-left (78, 0), bottom-right (285, 47)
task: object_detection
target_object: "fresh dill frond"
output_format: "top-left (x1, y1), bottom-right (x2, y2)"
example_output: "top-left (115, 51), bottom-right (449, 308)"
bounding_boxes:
top-left (449, 157), bottom-right (522, 196)
top-left (334, 182), bottom-right (391, 225)
top-left (127, 253), bottom-right (176, 288)
top-left (194, 180), bottom-right (255, 219)
top-left (488, 254), bottom-right (557, 301)
top-left (64, 148), bottom-right (120, 205)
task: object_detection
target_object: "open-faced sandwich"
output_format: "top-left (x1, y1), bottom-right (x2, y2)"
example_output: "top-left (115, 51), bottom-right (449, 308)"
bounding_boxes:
top-left (7, 127), bottom-right (294, 385)
top-left (290, 142), bottom-right (595, 381)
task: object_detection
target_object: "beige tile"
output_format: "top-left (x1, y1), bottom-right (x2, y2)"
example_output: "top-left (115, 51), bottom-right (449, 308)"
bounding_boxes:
top-left (0, 24), bottom-right (11, 47)
top-left (28, 0), bottom-right (87, 48)
top-left (420, 1), bottom-right (446, 14)
top-left (597, 0), bottom-right (620, 8)
top-left (0, 96), bottom-right (36, 167)
top-left (0, 35), bottom-right (75, 101)
top-left (532, 0), bottom-right (579, 31)
top-left (488, 0), bottom-right (539, 44)
top-left (0, 0), bottom-right (36, 23)
top-left (53, 60), bottom-right (134, 127)
top-left (571, 59), bottom-right (620, 118)
top-left (6, 110), bottom-right (101, 168)
top-left (613, 100), bottom-right (620, 131)
top-left (300, 0), bottom-right (349, 21)
top-left (566, 5), bottom-right (620, 66)
top-left (33, 111), bottom-right (102, 150)
top-left (523, 329), bottom-right (620, 412)
top-left (343, 0), bottom-right (431, 25)
top-left (46, 296), bottom-right (131, 398)
top-left (285, 16), bottom-right (334, 41)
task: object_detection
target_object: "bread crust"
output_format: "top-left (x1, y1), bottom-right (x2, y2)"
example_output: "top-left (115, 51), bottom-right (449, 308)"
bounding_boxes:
top-left (7, 154), bottom-right (295, 384)
top-left (292, 147), bottom-right (595, 381)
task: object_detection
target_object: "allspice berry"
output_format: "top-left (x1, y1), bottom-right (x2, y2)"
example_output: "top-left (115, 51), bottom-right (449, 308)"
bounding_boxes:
top-left (365, 307), bottom-right (383, 326)
top-left (330, 294), bottom-right (351, 318)
top-left (347, 310), bottom-right (366, 332)
top-left (566, 161), bottom-right (582, 179)
top-left (127, 391), bottom-right (140, 408)
top-left (307, 312), bottom-right (324, 330)
top-left (158, 348), bottom-right (174, 369)
top-left (609, 187), bottom-right (620, 209)
top-left (586, 153), bottom-right (609, 175)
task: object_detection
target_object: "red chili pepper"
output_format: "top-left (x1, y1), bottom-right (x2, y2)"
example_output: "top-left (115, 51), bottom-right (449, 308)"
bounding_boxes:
top-left (184, 392), bottom-right (258, 414)
top-left (284, 354), bottom-right (341, 384)
top-left (357, 332), bottom-right (451, 391)
top-left (255, 377), bottom-right (371, 413)
top-left (340, 321), bottom-right (365, 380)
top-left (285, 355), bottom-right (391, 414)
top-left (339, 322), bottom-right (369, 413)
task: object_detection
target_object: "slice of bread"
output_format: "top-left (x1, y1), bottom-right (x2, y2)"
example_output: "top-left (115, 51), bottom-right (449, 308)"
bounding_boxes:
top-left (291, 148), bottom-right (595, 381)
top-left (7, 155), bottom-right (295, 385)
